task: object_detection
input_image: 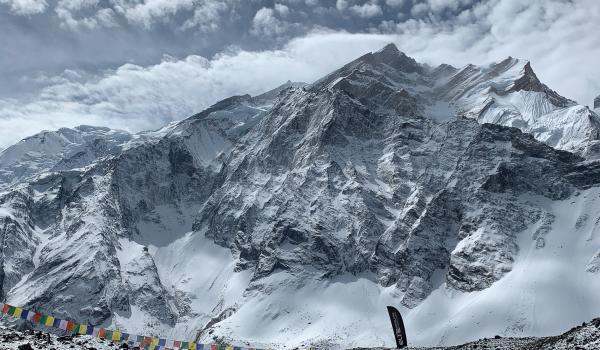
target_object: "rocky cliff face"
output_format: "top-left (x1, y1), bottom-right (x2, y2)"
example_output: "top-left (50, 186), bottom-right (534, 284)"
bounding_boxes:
top-left (1, 45), bottom-right (600, 349)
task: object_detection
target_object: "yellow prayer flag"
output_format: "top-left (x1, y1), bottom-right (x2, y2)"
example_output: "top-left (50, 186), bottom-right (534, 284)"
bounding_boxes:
top-left (79, 324), bottom-right (87, 334)
top-left (151, 337), bottom-right (159, 346)
top-left (14, 308), bottom-right (22, 318)
top-left (189, 342), bottom-right (197, 350)
top-left (45, 316), bottom-right (55, 327)
top-left (112, 330), bottom-right (121, 341)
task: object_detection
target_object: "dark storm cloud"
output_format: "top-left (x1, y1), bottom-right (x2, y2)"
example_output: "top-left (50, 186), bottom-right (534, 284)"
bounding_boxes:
top-left (0, 0), bottom-right (599, 149)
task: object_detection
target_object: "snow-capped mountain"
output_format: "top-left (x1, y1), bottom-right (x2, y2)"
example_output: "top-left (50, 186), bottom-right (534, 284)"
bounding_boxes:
top-left (0, 126), bottom-right (133, 187)
top-left (1, 44), bottom-right (600, 349)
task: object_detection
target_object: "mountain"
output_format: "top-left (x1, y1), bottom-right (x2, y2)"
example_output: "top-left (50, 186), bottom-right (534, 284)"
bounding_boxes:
top-left (0, 126), bottom-right (133, 187)
top-left (595, 94), bottom-right (600, 112)
top-left (1, 44), bottom-right (600, 349)
top-left (309, 44), bottom-right (600, 157)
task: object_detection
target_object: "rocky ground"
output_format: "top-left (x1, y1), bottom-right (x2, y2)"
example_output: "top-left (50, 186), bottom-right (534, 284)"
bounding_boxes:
top-left (0, 327), bottom-right (120, 350)
top-left (354, 318), bottom-right (600, 349)
top-left (0, 318), bottom-right (599, 350)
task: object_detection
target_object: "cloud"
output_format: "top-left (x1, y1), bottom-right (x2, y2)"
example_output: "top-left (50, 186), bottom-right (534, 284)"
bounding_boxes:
top-left (275, 3), bottom-right (290, 17)
top-left (250, 5), bottom-right (309, 40)
top-left (251, 7), bottom-right (291, 37)
top-left (336, 0), bottom-right (349, 11)
top-left (111, 0), bottom-right (195, 28)
top-left (385, 0), bottom-right (405, 8)
top-left (0, 0), bottom-right (47, 15)
top-left (181, 1), bottom-right (228, 31)
top-left (55, 0), bottom-right (118, 30)
top-left (350, 2), bottom-right (383, 18)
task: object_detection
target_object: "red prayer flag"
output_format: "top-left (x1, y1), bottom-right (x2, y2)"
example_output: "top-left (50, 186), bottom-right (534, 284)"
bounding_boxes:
top-left (1, 304), bottom-right (9, 314)
top-left (32, 312), bottom-right (42, 323)
top-left (66, 320), bottom-right (75, 332)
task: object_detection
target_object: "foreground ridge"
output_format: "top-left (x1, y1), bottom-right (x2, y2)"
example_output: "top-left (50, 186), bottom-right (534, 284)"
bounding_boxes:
top-left (0, 317), bottom-right (599, 350)
top-left (1, 303), bottom-right (262, 350)
top-left (356, 318), bottom-right (600, 350)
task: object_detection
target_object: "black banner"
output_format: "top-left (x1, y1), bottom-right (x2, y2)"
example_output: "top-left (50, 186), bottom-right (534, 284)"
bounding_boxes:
top-left (387, 306), bottom-right (408, 348)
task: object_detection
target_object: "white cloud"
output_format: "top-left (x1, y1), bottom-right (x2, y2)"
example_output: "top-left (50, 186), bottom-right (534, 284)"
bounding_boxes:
top-left (54, 0), bottom-right (233, 31)
top-left (55, 0), bottom-right (118, 30)
top-left (0, 0), bottom-right (47, 15)
top-left (350, 2), bottom-right (383, 18)
top-left (250, 6), bottom-right (303, 38)
top-left (110, 0), bottom-right (195, 28)
top-left (336, 0), bottom-right (349, 11)
top-left (181, 0), bottom-right (228, 31)
top-left (275, 3), bottom-right (290, 17)
top-left (426, 0), bottom-right (474, 15)
top-left (410, 2), bottom-right (429, 17)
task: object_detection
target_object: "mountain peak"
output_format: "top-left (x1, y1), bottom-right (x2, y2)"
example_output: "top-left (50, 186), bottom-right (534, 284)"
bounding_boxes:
top-left (497, 58), bottom-right (574, 107)
top-left (595, 94), bottom-right (600, 109)
top-left (369, 43), bottom-right (422, 73)
top-left (377, 42), bottom-right (401, 55)
top-left (252, 80), bottom-right (306, 102)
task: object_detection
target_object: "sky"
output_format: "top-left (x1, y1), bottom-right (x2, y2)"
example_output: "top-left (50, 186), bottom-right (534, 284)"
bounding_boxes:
top-left (0, 0), bottom-right (599, 149)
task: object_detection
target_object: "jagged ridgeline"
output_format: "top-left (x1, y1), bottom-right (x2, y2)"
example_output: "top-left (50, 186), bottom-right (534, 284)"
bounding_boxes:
top-left (1, 44), bottom-right (600, 349)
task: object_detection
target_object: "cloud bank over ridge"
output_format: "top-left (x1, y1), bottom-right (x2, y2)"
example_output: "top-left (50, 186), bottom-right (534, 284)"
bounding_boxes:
top-left (0, 0), bottom-right (598, 149)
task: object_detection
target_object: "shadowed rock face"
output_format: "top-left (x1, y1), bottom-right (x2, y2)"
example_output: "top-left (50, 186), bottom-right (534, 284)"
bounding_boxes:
top-left (1, 44), bottom-right (600, 348)
top-left (595, 95), bottom-right (600, 109)
top-left (194, 82), bottom-right (585, 307)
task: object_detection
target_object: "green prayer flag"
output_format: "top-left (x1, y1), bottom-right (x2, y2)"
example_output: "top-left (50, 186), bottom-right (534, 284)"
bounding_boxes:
top-left (7, 306), bottom-right (15, 315)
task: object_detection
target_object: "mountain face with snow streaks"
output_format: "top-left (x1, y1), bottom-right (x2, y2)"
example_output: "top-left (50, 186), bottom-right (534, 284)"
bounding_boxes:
top-left (1, 45), bottom-right (600, 349)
